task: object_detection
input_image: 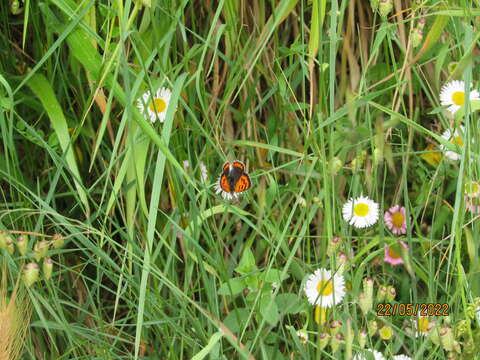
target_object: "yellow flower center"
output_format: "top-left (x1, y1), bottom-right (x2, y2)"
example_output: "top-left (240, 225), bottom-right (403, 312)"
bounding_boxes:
top-left (451, 136), bottom-right (464, 147)
top-left (149, 98), bottom-right (167, 113)
top-left (316, 280), bottom-right (333, 296)
top-left (379, 326), bottom-right (393, 340)
top-left (391, 211), bottom-right (405, 228)
top-left (418, 317), bottom-right (430, 333)
top-left (451, 91), bottom-right (465, 106)
top-left (353, 203), bottom-right (369, 217)
top-left (387, 247), bottom-right (400, 259)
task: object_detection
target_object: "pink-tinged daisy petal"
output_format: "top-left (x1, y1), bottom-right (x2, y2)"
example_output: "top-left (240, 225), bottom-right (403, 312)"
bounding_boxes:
top-left (384, 241), bottom-right (408, 266)
top-left (384, 205), bottom-right (407, 235)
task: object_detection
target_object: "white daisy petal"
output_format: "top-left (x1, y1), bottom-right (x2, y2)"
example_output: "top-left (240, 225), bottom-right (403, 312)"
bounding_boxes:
top-left (353, 349), bottom-right (385, 360)
top-left (439, 80), bottom-right (480, 114)
top-left (303, 268), bottom-right (345, 307)
top-left (342, 196), bottom-right (379, 228)
top-left (414, 314), bottom-right (432, 337)
top-left (136, 87), bottom-right (173, 124)
top-left (393, 355), bottom-right (412, 360)
top-left (440, 125), bottom-right (465, 161)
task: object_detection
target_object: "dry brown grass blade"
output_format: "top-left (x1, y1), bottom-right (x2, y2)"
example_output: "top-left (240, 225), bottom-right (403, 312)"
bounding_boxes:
top-left (0, 266), bottom-right (31, 360)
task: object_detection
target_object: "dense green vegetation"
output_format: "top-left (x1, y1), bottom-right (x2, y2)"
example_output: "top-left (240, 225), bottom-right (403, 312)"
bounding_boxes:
top-left (1, 0), bottom-right (480, 359)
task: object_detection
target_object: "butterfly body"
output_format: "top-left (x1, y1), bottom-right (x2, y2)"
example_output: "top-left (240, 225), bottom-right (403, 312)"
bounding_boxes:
top-left (215, 161), bottom-right (251, 200)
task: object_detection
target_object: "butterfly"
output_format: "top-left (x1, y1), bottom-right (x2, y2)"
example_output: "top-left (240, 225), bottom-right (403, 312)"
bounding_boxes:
top-left (214, 160), bottom-right (251, 200)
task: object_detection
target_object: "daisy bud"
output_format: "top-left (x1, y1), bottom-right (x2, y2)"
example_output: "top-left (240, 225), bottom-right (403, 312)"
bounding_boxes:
top-left (43, 257), bottom-right (53, 280)
top-left (298, 196), bottom-right (307, 208)
top-left (17, 235), bottom-right (28, 256)
top-left (330, 320), bottom-right (342, 336)
top-left (330, 333), bottom-right (344, 353)
top-left (336, 252), bottom-right (347, 273)
top-left (182, 160), bottom-right (190, 172)
top-left (453, 341), bottom-right (461, 354)
top-left (418, 17), bottom-right (426, 29)
top-left (385, 286), bottom-right (396, 302)
top-left (358, 293), bottom-right (371, 316)
top-left (319, 332), bottom-right (330, 350)
top-left (446, 352), bottom-right (457, 360)
top-left (466, 298), bottom-right (480, 319)
top-left (326, 236), bottom-right (342, 257)
top-left (52, 233), bottom-right (65, 249)
top-left (454, 320), bottom-right (467, 337)
top-left (296, 329), bottom-right (308, 345)
top-left (377, 286), bottom-right (387, 302)
top-left (411, 28), bottom-right (423, 48)
top-left (23, 262), bottom-right (39, 287)
top-left (329, 157), bottom-right (343, 175)
top-left (6, 237), bottom-right (14, 255)
top-left (368, 320), bottom-right (378, 337)
top-left (379, 325), bottom-right (393, 340)
top-left (0, 229), bottom-right (7, 249)
top-left (11, 0), bottom-right (22, 15)
top-left (363, 278), bottom-right (374, 302)
top-left (440, 325), bottom-right (455, 352)
top-left (463, 338), bottom-right (475, 355)
top-left (379, 0), bottom-right (393, 18)
top-left (34, 240), bottom-right (50, 261)
top-left (358, 329), bottom-right (368, 349)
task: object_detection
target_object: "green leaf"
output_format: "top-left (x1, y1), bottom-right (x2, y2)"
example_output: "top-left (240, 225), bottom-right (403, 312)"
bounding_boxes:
top-left (235, 247), bottom-right (257, 275)
top-left (191, 331), bottom-right (223, 360)
top-left (275, 293), bottom-right (303, 314)
top-left (223, 308), bottom-right (250, 333)
top-left (417, 15), bottom-right (449, 59)
top-left (260, 296), bottom-right (280, 326)
top-left (218, 278), bottom-right (246, 296)
top-left (27, 73), bottom-right (90, 214)
top-left (261, 269), bottom-right (289, 283)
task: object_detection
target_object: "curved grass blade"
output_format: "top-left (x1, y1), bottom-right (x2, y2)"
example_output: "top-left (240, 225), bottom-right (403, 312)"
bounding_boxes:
top-left (27, 73), bottom-right (90, 214)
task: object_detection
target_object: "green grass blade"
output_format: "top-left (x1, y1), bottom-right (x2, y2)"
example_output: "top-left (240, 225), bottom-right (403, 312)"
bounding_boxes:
top-left (27, 73), bottom-right (90, 214)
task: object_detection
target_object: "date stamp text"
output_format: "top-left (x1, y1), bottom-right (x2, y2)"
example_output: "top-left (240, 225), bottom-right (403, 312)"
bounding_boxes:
top-left (376, 303), bottom-right (449, 317)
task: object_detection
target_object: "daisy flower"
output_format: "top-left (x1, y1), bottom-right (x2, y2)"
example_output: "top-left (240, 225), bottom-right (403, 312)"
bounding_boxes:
top-left (440, 126), bottom-right (465, 161)
top-left (414, 315), bottom-right (432, 337)
top-left (136, 87), bottom-right (172, 123)
top-left (384, 241), bottom-right (408, 266)
top-left (342, 196), bottom-right (379, 228)
top-left (384, 205), bottom-right (407, 235)
top-left (304, 268), bottom-right (345, 308)
top-left (439, 80), bottom-right (479, 114)
top-left (393, 355), bottom-right (412, 360)
top-left (353, 349), bottom-right (385, 360)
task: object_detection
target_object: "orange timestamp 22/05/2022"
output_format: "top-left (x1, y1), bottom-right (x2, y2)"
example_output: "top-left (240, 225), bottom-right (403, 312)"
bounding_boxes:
top-left (376, 303), bottom-right (449, 317)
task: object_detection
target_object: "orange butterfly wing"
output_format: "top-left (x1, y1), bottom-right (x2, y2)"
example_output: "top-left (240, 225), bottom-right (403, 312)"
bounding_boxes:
top-left (219, 174), bottom-right (231, 192)
top-left (234, 174), bottom-right (251, 193)
top-left (232, 161), bottom-right (245, 171)
top-left (222, 162), bottom-right (231, 173)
